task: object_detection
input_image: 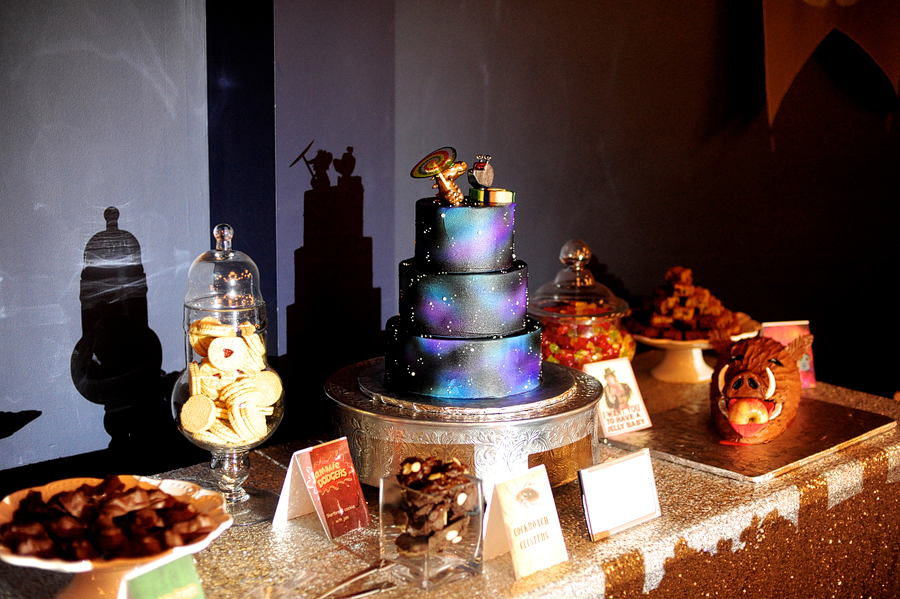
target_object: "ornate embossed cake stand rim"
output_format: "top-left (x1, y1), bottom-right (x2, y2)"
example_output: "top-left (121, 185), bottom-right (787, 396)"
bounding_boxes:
top-left (325, 358), bottom-right (603, 490)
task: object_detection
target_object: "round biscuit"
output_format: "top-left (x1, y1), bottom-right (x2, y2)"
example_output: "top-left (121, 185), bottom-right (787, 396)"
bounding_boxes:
top-left (223, 386), bottom-right (266, 409)
top-left (243, 333), bottom-right (266, 357)
top-left (188, 362), bottom-right (203, 396)
top-left (192, 319), bottom-right (237, 338)
top-left (190, 316), bottom-right (221, 330)
top-left (207, 337), bottom-right (247, 371)
top-left (210, 420), bottom-right (244, 444)
top-left (239, 321), bottom-right (258, 337)
top-left (191, 430), bottom-right (227, 446)
top-left (219, 379), bottom-right (258, 401)
top-left (180, 394), bottom-right (217, 433)
top-left (238, 353), bottom-right (261, 376)
top-left (252, 371), bottom-right (283, 407)
top-left (228, 401), bottom-right (265, 440)
top-left (200, 370), bottom-right (239, 397)
top-left (189, 317), bottom-right (233, 355)
top-left (243, 403), bottom-right (268, 438)
top-left (190, 334), bottom-right (214, 358)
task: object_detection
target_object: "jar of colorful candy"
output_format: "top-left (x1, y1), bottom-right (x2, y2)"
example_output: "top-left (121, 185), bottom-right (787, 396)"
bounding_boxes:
top-left (528, 239), bottom-right (635, 370)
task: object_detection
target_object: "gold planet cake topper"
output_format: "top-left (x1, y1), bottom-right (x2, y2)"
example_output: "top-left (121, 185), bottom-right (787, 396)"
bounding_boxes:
top-left (411, 147), bottom-right (514, 205)
top-left (411, 147), bottom-right (467, 205)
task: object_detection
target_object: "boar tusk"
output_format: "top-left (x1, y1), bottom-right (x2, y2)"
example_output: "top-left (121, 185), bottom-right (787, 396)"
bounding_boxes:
top-left (769, 402), bottom-right (782, 420)
top-left (718, 365), bottom-right (729, 395)
top-left (765, 367), bottom-right (776, 399)
top-left (718, 398), bottom-right (730, 418)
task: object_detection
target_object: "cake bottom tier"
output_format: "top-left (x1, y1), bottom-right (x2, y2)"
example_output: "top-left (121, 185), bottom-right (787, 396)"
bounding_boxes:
top-left (384, 316), bottom-right (542, 399)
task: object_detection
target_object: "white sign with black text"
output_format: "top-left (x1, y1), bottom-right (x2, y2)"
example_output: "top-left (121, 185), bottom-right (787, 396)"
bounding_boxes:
top-left (579, 449), bottom-right (661, 541)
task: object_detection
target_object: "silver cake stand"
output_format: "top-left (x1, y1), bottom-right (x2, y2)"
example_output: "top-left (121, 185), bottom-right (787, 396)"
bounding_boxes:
top-left (325, 358), bottom-right (603, 491)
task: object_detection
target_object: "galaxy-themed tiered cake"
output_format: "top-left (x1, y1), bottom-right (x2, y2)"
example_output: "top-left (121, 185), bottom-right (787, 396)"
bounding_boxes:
top-left (384, 148), bottom-right (542, 398)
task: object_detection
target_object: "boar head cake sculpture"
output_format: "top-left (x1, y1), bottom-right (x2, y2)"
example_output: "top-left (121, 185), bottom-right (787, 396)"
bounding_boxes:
top-left (710, 333), bottom-right (814, 444)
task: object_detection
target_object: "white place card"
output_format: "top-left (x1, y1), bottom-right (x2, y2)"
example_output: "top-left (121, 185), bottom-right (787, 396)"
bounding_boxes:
top-left (584, 357), bottom-right (652, 437)
top-left (483, 465), bottom-right (568, 579)
top-left (578, 449), bottom-right (660, 541)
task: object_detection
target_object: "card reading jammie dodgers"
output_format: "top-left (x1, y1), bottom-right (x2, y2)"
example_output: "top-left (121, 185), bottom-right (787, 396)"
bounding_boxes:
top-left (483, 465), bottom-right (568, 580)
top-left (584, 357), bottom-right (652, 437)
top-left (273, 437), bottom-right (370, 539)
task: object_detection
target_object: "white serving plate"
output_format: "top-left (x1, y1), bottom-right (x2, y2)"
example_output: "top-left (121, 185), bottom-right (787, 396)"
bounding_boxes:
top-left (0, 475), bottom-right (232, 598)
top-left (632, 313), bottom-right (760, 383)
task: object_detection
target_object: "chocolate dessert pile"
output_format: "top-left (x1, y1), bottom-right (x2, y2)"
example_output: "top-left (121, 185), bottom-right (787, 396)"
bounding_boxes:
top-left (626, 266), bottom-right (741, 340)
top-left (0, 476), bottom-right (219, 561)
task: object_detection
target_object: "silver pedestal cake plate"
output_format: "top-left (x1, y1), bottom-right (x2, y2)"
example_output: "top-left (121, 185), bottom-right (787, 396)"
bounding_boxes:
top-left (325, 358), bottom-right (603, 492)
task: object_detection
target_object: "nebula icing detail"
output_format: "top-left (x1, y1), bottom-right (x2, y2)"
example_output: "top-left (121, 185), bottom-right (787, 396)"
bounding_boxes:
top-left (414, 199), bottom-right (515, 273)
top-left (398, 260), bottom-right (528, 338)
top-left (384, 316), bottom-right (542, 399)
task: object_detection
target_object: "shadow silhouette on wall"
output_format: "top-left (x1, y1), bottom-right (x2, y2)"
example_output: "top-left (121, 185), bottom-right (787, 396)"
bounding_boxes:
top-left (0, 410), bottom-right (41, 440)
top-left (285, 145), bottom-right (383, 439)
top-left (70, 207), bottom-right (197, 470)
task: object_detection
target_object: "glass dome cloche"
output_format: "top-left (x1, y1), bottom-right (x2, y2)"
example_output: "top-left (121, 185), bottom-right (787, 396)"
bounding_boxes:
top-left (171, 224), bottom-right (284, 525)
top-left (528, 239), bottom-right (636, 370)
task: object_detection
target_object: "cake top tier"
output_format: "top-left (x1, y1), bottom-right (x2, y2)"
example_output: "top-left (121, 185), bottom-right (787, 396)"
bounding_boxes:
top-left (414, 199), bottom-right (516, 273)
top-left (409, 148), bottom-right (519, 272)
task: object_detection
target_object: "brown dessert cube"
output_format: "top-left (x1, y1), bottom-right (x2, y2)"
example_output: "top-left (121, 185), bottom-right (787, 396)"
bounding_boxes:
top-left (705, 297), bottom-right (724, 316)
top-left (658, 296), bottom-right (679, 315)
top-left (671, 305), bottom-right (695, 321)
top-left (665, 266), bottom-right (693, 284)
top-left (672, 282), bottom-right (695, 297)
top-left (650, 314), bottom-right (674, 328)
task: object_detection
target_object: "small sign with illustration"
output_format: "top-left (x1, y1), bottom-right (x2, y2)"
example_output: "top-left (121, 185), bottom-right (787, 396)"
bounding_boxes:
top-left (584, 357), bottom-right (652, 437)
top-left (483, 465), bottom-right (568, 579)
top-left (761, 320), bottom-right (816, 389)
top-left (273, 437), bottom-right (370, 539)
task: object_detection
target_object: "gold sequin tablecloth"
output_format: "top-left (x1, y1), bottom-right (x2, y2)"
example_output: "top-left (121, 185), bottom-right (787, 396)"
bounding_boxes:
top-left (3, 350), bottom-right (900, 598)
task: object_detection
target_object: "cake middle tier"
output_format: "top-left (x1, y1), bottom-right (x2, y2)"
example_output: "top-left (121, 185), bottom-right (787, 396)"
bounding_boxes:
top-left (384, 316), bottom-right (542, 399)
top-left (398, 259), bottom-right (528, 338)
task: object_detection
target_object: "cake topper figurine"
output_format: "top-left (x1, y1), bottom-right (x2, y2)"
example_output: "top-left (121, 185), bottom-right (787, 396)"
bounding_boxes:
top-left (709, 333), bottom-right (814, 445)
top-left (411, 147), bottom-right (468, 205)
top-left (467, 155), bottom-right (494, 189)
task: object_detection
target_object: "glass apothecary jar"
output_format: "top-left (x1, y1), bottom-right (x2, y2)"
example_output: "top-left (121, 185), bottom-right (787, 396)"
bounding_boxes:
top-left (171, 224), bottom-right (284, 524)
top-left (528, 239), bottom-right (636, 370)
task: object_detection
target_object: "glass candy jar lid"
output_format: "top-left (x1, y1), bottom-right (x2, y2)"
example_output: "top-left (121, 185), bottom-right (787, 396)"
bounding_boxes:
top-left (185, 224), bottom-right (264, 310)
top-left (529, 239), bottom-right (629, 320)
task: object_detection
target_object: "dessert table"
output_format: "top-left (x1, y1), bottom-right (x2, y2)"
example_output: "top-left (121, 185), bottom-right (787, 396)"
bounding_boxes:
top-left (3, 350), bottom-right (900, 598)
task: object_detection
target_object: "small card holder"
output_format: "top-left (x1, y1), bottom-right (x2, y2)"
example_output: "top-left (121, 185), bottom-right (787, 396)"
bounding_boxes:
top-left (761, 320), bottom-right (816, 388)
top-left (583, 357), bottom-right (652, 437)
top-left (579, 449), bottom-right (660, 541)
top-left (273, 437), bottom-right (370, 539)
top-left (482, 465), bottom-right (568, 580)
